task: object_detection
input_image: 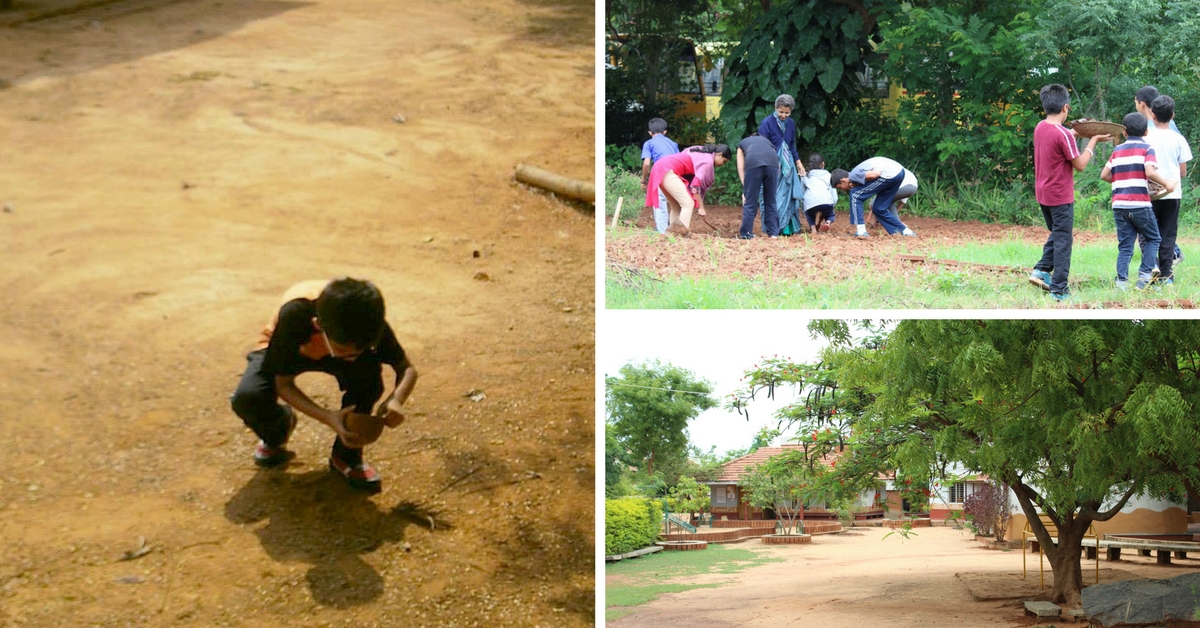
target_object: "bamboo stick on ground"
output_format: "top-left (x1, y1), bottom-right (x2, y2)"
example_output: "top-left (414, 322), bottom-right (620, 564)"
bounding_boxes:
top-left (515, 164), bottom-right (594, 204)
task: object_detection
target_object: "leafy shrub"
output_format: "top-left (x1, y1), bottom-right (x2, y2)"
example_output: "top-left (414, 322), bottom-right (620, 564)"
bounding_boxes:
top-left (963, 481), bottom-right (1011, 541)
top-left (807, 101), bottom-right (904, 173)
top-left (605, 498), bottom-right (663, 555)
top-left (705, 162), bottom-right (743, 207)
top-left (605, 166), bottom-right (644, 224)
top-left (606, 144), bottom-right (642, 173)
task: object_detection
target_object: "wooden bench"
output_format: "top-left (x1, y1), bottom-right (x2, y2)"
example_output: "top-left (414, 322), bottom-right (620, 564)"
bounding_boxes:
top-left (1022, 515), bottom-right (1099, 589)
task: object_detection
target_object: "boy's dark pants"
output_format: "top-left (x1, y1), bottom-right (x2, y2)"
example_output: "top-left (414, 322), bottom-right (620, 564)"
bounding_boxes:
top-left (231, 349), bottom-right (383, 465)
top-left (740, 164), bottom-right (780, 238)
top-left (1153, 198), bottom-right (1181, 278)
top-left (1034, 202), bottom-right (1074, 293)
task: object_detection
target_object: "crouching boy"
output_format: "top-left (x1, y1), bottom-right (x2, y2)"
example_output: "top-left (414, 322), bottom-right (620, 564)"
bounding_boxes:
top-left (231, 278), bottom-right (418, 492)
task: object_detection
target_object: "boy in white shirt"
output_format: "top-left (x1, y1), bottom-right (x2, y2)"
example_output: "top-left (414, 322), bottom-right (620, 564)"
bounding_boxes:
top-left (802, 153), bottom-right (837, 234)
top-left (1145, 95), bottom-right (1193, 284)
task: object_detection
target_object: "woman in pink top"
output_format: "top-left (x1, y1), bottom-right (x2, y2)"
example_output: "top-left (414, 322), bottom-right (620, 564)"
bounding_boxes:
top-left (645, 144), bottom-right (731, 235)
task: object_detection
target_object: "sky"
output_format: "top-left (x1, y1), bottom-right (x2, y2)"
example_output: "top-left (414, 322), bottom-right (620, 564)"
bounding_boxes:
top-left (600, 311), bottom-right (836, 455)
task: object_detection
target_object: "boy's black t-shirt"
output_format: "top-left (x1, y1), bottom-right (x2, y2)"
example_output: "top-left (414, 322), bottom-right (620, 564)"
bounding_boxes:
top-left (262, 298), bottom-right (408, 377)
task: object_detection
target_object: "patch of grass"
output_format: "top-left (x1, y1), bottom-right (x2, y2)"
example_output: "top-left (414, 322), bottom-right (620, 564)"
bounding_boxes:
top-left (607, 582), bottom-right (722, 611)
top-left (607, 228), bottom-right (1200, 308)
top-left (606, 166), bottom-right (643, 224)
top-left (605, 544), bottom-right (785, 622)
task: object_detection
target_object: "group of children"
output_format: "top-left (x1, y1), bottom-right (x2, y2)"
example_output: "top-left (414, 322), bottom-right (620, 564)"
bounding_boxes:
top-left (641, 95), bottom-right (918, 240)
top-left (1029, 84), bottom-right (1192, 300)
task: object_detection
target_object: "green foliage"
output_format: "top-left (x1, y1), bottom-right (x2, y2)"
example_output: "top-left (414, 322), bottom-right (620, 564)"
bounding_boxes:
top-left (740, 449), bottom-right (847, 535)
top-left (878, 1), bottom-right (1045, 178)
top-left (672, 112), bottom-right (728, 147)
top-left (811, 100), bottom-right (902, 172)
top-left (1025, 0), bottom-right (1172, 121)
top-left (606, 166), bottom-right (646, 224)
top-left (719, 0), bottom-right (882, 144)
top-left (882, 520), bottom-right (918, 541)
top-left (705, 157), bottom-right (744, 206)
top-left (606, 361), bottom-right (718, 479)
top-left (606, 144), bottom-right (643, 173)
top-left (668, 476), bottom-right (710, 515)
top-left (604, 0), bottom-right (716, 146)
top-left (605, 497), bottom-right (664, 555)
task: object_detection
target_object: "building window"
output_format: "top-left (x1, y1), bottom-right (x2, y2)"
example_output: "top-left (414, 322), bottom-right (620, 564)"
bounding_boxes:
top-left (949, 482), bottom-right (966, 504)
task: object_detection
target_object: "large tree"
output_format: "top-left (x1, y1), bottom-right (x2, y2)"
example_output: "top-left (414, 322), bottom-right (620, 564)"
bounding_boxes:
top-left (730, 320), bottom-right (1200, 605)
top-left (606, 361), bottom-right (718, 478)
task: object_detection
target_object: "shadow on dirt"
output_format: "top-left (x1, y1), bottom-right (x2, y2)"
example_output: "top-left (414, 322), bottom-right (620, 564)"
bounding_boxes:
top-left (0, 0), bottom-right (310, 85)
top-left (513, 0), bottom-right (591, 47)
top-left (224, 469), bottom-right (451, 608)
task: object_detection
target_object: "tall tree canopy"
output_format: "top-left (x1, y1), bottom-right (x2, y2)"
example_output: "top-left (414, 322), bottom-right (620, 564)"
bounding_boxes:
top-left (606, 361), bottom-right (718, 477)
top-left (729, 320), bottom-right (1200, 605)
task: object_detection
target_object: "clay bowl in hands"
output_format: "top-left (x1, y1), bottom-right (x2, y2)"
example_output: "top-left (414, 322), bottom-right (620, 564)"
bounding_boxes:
top-left (345, 412), bottom-right (385, 445)
top-left (1070, 119), bottom-right (1124, 139)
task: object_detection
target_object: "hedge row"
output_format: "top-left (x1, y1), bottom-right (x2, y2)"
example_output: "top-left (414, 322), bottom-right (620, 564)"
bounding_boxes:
top-left (605, 498), bottom-right (663, 555)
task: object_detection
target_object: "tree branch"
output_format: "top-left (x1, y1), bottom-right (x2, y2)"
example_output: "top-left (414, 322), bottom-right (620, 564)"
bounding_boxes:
top-left (1082, 482), bottom-right (1139, 522)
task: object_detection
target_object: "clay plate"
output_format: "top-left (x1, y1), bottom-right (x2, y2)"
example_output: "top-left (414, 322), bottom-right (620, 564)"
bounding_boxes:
top-left (1071, 119), bottom-right (1124, 139)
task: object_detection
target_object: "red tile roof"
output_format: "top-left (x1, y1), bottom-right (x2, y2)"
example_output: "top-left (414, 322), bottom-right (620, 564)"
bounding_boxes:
top-left (709, 445), bottom-right (843, 483)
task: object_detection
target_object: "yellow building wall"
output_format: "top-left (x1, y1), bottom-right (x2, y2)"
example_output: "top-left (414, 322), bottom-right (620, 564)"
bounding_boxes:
top-left (1006, 507), bottom-right (1188, 541)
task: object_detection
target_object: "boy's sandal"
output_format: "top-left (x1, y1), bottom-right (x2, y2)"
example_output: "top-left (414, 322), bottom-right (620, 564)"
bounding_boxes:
top-left (329, 455), bottom-right (382, 493)
top-left (253, 406), bottom-right (298, 467)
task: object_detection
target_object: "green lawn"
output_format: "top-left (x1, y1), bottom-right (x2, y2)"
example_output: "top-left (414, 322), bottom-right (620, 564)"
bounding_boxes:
top-left (607, 234), bottom-right (1200, 309)
top-left (605, 544), bottom-right (785, 622)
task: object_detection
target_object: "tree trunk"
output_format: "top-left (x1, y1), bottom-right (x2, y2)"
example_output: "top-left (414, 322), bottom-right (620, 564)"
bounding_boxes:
top-left (1042, 526), bottom-right (1087, 606)
top-left (1010, 481), bottom-right (1091, 605)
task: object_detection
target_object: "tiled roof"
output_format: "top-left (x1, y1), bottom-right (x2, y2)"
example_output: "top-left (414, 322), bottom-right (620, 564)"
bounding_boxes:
top-left (709, 445), bottom-right (842, 483)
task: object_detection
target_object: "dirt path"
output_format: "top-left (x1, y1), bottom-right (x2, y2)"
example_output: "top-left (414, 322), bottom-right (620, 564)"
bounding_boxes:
top-left (0, 1), bottom-right (593, 626)
top-left (607, 527), bottom-right (1200, 628)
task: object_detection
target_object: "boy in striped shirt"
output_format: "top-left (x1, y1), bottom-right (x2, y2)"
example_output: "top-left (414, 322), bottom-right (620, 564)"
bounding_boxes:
top-left (1100, 112), bottom-right (1177, 290)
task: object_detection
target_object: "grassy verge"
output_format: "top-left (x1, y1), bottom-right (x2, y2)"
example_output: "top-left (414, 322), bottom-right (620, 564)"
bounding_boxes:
top-left (605, 544), bottom-right (785, 622)
top-left (607, 234), bottom-right (1200, 309)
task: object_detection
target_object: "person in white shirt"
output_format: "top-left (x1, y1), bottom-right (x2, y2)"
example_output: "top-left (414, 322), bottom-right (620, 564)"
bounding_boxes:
top-left (831, 156), bottom-right (917, 237)
top-left (1145, 94), bottom-right (1193, 283)
top-left (802, 153), bottom-right (838, 234)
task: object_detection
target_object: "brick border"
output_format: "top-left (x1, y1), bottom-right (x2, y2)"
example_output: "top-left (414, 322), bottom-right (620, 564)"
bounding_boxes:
top-left (762, 534), bottom-right (812, 545)
top-left (656, 541), bottom-right (708, 551)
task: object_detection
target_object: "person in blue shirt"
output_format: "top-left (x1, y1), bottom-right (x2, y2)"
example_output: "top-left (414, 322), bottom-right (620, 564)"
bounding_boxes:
top-left (640, 118), bottom-right (680, 233)
top-left (757, 95), bottom-right (807, 235)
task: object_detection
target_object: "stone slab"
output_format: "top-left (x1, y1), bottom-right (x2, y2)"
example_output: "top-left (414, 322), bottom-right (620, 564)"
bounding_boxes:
top-left (1024, 601), bottom-right (1062, 617)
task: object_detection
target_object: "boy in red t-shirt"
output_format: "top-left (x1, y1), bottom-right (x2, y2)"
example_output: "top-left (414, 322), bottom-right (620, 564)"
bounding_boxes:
top-left (1028, 84), bottom-right (1111, 301)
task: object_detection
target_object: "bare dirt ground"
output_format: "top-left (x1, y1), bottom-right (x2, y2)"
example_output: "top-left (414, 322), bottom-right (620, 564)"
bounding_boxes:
top-left (607, 526), bottom-right (1200, 628)
top-left (608, 204), bottom-right (1107, 282)
top-left (0, 0), bottom-right (594, 626)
